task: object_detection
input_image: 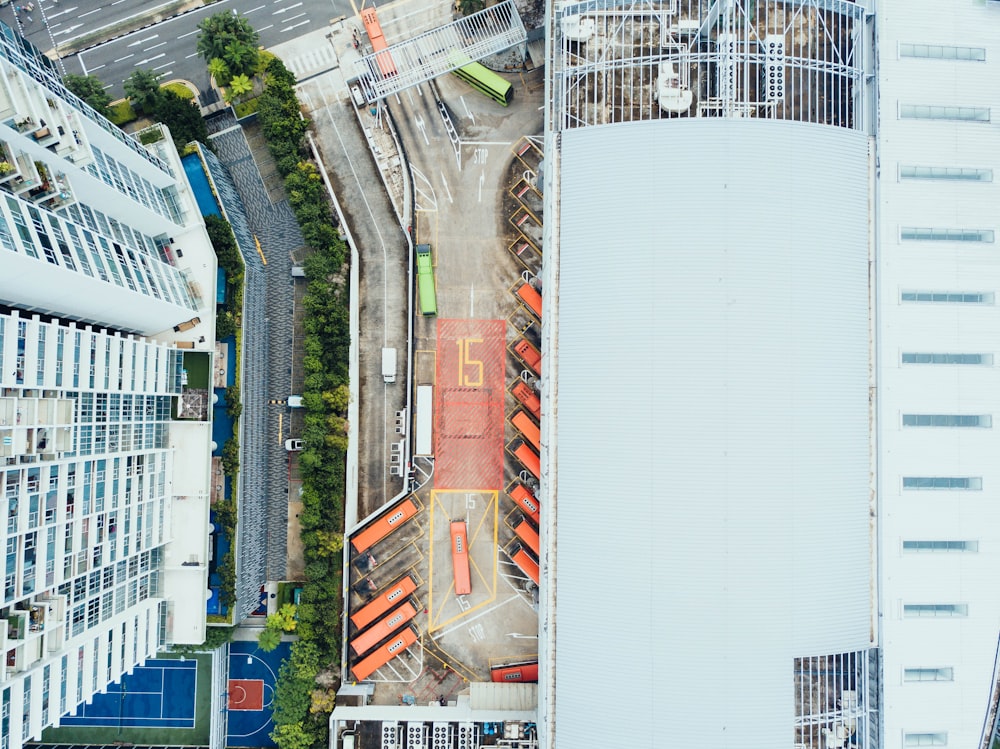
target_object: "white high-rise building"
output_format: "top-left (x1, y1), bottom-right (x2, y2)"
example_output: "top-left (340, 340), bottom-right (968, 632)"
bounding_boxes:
top-left (539, 0), bottom-right (1000, 747)
top-left (0, 22), bottom-right (216, 749)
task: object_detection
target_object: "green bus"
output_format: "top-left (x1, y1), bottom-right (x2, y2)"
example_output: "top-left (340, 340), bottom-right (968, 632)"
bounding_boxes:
top-left (416, 243), bottom-right (437, 316)
top-left (448, 52), bottom-right (513, 106)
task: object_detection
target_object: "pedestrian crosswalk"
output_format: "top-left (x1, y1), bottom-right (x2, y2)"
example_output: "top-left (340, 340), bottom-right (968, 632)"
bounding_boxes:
top-left (285, 45), bottom-right (339, 80)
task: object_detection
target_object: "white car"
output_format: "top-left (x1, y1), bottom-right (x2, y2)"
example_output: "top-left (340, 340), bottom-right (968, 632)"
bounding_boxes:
top-left (284, 439), bottom-right (303, 451)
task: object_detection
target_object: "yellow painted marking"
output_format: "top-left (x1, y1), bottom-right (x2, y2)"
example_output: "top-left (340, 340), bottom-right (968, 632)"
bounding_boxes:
top-left (254, 234), bottom-right (267, 265)
top-left (278, 412), bottom-right (283, 446)
top-left (456, 337), bottom-right (484, 387)
top-left (427, 489), bottom-right (500, 631)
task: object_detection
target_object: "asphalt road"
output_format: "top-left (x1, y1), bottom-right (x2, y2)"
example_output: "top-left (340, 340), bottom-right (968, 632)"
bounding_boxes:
top-left (10, 0), bottom-right (355, 100)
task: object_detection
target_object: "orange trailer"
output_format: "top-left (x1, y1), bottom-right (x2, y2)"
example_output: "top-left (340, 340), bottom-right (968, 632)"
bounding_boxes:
top-left (350, 498), bottom-right (418, 553)
top-left (350, 575), bottom-right (418, 630)
top-left (350, 602), bottom-right (418, 656)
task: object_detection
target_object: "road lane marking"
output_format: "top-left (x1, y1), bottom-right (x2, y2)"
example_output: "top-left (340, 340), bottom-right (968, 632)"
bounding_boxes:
top-left (113, 54), bottom-right (134, 62)
top-left (79, 7), bottom-right (101, 17)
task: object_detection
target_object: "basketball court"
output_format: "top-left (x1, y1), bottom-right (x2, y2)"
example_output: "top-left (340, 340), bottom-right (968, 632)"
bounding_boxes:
top-left (434, 319), bottom-right (506, 490)
top-left (226, 640), bottom-right (289, 748)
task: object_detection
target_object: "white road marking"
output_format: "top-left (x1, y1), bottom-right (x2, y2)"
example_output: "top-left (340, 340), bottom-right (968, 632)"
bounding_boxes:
top-left (52, 23), bottom-right (82, 35)
top-left (127, 34), bottom-right (158, 47)
top-left (79, 7), bottom-right (101, 17)
top-left (440, 171), bottom-right (453, 203)
top-left (245, 3), bottom-right (265, 12)
top-left (113, 54), bottom-right (134, 63)
top-left (133, 52), bottom-right (166, 66)
top-left (146, 41), bottom-right (166, 51)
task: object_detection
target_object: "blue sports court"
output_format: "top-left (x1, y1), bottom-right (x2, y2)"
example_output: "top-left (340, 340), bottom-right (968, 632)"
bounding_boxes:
top-left (226, 640), bottom-right (289, 748)
top-left (60, 658), bottom-right (197, 729)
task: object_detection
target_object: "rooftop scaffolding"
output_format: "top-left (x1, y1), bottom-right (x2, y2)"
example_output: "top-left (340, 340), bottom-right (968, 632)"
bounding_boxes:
top-left (354, 0), bottom-right (528, 103)
top-left (549, 0), bottom-right (874, 132)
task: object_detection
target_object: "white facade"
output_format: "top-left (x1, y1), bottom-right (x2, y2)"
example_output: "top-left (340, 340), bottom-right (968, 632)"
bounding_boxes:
top-left (0, 23), bottom-right (201, 334)
top-left (0, 310), bottom-right (183, 748)
top-left (0, 23), bottom-right (215, 749)
top-left (877, 2), bottom-right (1000, 747)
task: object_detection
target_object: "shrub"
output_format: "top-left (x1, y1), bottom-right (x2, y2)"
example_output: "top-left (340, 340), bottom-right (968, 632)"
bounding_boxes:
top-left (162, 81), bottom-right (196, 100)
top-left (107, 100), bottom-right (137, 126)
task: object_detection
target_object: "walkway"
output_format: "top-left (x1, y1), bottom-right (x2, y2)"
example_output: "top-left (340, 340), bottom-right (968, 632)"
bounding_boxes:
top-left (208, 112), bottom-right (302, 582)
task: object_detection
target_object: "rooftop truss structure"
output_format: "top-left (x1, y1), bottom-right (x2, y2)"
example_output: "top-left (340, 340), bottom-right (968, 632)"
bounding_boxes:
top-left (547, 0), bottom-right (874, 132)
top-left (794, 650), bottom-right (877, 749)
top-left (354, 0), bottom-right (527, 103)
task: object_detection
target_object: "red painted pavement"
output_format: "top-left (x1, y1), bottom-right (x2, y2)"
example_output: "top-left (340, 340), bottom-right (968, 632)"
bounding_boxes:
top-left (435, 319), bottom-right (506, 489)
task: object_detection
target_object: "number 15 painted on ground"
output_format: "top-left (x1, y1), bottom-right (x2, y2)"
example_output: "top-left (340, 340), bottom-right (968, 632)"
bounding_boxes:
top-left (457, 338), bottom-right (483, 387)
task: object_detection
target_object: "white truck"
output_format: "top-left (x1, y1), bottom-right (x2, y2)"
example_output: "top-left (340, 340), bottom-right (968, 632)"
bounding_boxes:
top-left (381, 347), bottom-right (397, 384)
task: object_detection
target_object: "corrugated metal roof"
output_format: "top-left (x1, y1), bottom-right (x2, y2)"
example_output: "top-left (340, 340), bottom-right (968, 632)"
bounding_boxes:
top-left (551, 118), bottom-right (872, 747)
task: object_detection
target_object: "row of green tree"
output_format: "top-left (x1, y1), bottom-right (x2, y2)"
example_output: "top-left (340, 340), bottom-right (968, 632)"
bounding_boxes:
top-left (251, 52), bottom-right (352, 749)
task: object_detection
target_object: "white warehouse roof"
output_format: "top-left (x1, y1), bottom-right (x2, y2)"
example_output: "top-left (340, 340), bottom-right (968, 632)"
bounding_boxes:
top-left (549, 118), bottom-right (874, 746)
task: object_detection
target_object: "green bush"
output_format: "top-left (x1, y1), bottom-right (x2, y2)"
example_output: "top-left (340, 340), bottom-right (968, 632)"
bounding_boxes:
top-left (234, 96), bottom-right (260, 119)
top-left (139, 129), bottom-right (164, 145)
top-left (107, 99), bottom-right (137, 126)
top-left (162, 81), bottom-right (196, 100)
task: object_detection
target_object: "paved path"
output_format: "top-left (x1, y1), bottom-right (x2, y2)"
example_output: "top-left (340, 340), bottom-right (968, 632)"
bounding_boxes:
top-left (209, 113), bottom-right (302, 582)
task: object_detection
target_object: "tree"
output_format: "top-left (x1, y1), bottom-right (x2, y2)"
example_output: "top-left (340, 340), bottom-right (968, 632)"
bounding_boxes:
top-left (223, 41), bottom-right (259, 77)
top-left (315, 530), bottom-right (344, 557)
top-left (124, 69), bottom-right (162, 114)
top-left (197, 12), bottom-right (260, 66)
top-left (208, 57), bottom-right (232, 87)
top-left (63, 74), bottom-right (112, 117)
top-left (270, 722), bottom-right (312, 749)
top-left (267, 604), bottom-right (297, 632)
top-left (309, 689), bottom-right (336, 714)
top-left (258, 625), bottom-right (282, 652)
top-left (224, 73), bottom-right (254, 103)
top-left (152, 90), bottom-right (209, 150)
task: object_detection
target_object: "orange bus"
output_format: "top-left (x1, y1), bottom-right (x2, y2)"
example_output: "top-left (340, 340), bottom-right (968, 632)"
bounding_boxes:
top-left (350, 498), bottom-right (418, 553)
top-left (512, 514), bottom-right (539, 557)
top-left (351, 575), bottom-right (418, 630)
top-left (352, 626), bottom-right (418, 681)
top-left (491, 661), bottom-right (539, 683)
top-left (450, 521), bottom-right (471, 596)
top-left (512, 339), bottom-right (541, 376)
top-left (515, 282), bottom-right (542, 319)
top-left (510, 380), bottom-right (540, 419)
top-left (509, 438), bottom-right (540, 479)
top-left (350, 601), bottom-right (418, 656)
top-left (360, 7), bottom-right (398, 78)
top-left (510, 544), bottom-right (539, 585)
top-left (509, 484), bottom-right (540, 524)
top-left (511, 410), bottom-right (540, 451)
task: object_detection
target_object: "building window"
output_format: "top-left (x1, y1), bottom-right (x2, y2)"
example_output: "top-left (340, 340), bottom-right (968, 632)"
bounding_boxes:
top-left (903, 541), bottom-right (979, 553)
top-left (901, 227), bottom-right (994, 243)
top-left (902, 353), bottom-right (992, 365)
top-left (904, 733), bottom-right (948, 747)
top-left (899, 165), bottom-right (992, 182)
top-left (902, 414), bottom-right (991, 428)
top-left (900, 104), bottom-right (990, 122)
top-left (900, 291), bottom-right (994, 304)
top-left (903, 604), bottom-right (968, 618)
top-left (900, 44), bottom-right (986, 61)
top-left (903, 477), bottom-right (982, 490)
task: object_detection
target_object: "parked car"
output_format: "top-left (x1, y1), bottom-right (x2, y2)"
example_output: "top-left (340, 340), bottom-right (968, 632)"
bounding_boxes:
top-left (284, 439), bottom-right (303, 451)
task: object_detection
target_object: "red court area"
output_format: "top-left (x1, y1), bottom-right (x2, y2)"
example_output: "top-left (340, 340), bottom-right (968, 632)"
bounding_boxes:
top-left (227, 679), bottom-right (264, 711)
top-left (435, 319), bottom-right (506, 489)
